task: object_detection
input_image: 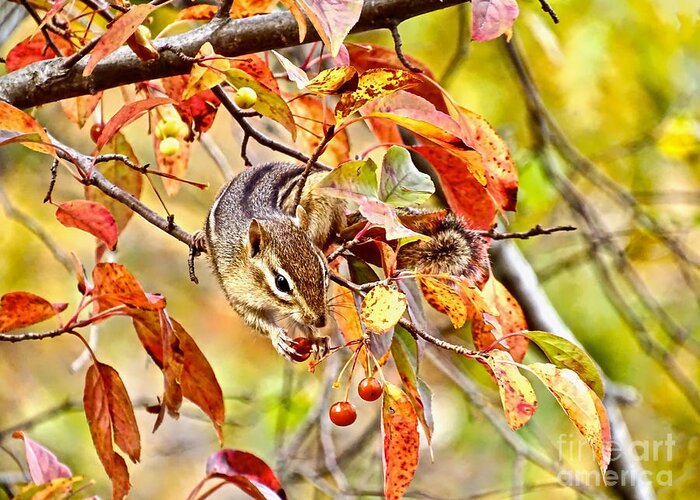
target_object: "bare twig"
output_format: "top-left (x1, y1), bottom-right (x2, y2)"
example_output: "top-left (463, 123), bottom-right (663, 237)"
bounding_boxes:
top-left (293, 124), bottom-right (335, 209)
top-left (216, 0), bottom-right (233, 18)
top-left (537, 0), bottom-right (560, 23)
top-left (19, 0), bottom-right (63, 56)
top-left (475, 224), bottom-right (576, 240)
top-left (389, 22), bottom-right (423, 73)
top-left (199, 133), bottom-right (235, 179)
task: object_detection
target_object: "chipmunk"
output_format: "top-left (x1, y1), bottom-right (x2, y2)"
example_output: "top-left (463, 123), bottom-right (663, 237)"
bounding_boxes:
top-left (204, 162), bottom-right (345, 360)
top-left (204, 162), bottom-right (489, 361)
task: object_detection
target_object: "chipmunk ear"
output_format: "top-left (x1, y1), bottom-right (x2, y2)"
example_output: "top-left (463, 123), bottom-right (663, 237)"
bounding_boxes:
top-left (248, 219), bottom-right (266, 257)
top-left (294, 205), bottom-right (309, 230)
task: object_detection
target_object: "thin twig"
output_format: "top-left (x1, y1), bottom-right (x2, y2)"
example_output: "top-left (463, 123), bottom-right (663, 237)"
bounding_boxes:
top-left (389, 22), bottom-right (422, 73)
top-left (538, 0), bottom-right (560, 23)
top-left (440, 3), bottom-right (469, 86)
top-left (293, 124), bottom-right (335, 209)
top-left (475, 224), bottom-right (576, 240)
top-left (199, 133), bottom-right (234, 179)
top-left (216, 0), bottom-right (233, 18)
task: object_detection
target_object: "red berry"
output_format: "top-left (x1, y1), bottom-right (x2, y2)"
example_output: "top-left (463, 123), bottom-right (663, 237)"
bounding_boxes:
top-left (358, 377), bottom-right (383, 401)
top-left (90, 123), bottom-right (104, 143)
top-left (289, 337), bottom-right (312, 362)
top-left (329, 401), bottom-right (357, 427)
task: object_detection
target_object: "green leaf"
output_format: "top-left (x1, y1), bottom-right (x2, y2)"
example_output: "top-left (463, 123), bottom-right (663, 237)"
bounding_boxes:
top-left (524, 331), bottom-right (604, 398)
top-left (379, 146), bottom-right (435, 207)
top-left (225, 68), bottom-right (296, 139)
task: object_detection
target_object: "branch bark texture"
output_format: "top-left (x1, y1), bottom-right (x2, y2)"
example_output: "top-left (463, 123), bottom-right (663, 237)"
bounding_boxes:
top-left (0, 0), bottom-right (468, 110)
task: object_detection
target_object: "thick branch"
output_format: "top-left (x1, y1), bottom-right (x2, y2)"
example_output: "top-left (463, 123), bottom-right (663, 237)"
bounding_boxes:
top-left (0, 0), bottom-right (468, 110)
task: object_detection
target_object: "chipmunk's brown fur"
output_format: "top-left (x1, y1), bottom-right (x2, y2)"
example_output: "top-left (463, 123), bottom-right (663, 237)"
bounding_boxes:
top-left (205, 162), bottom-right (345, 360)
top-left (205, 162), bottom-right (489, 360)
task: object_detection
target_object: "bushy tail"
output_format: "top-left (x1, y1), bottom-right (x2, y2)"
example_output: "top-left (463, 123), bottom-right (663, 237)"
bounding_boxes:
top-left (397, 213), bottom-right (490, 289)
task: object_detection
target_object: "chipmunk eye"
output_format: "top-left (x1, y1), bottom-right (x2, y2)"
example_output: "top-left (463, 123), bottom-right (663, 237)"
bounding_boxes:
top-left (275, 274), bottom-right (291, 293)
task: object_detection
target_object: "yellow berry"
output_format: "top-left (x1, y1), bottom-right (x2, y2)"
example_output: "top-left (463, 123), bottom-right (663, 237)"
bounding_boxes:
top-left (234, 87), bottom-right (257, 109)
top-left (159, 137), bottom-right (180, 156)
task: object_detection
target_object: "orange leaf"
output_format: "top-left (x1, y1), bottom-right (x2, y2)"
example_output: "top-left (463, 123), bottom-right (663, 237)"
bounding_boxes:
top-left (95, 97), bottom-right (173, 151)
top-left (335, 69), bottom-right (420, 121)
top-left (5, 32), bottom-right (74, 72)
top-left (92, 263), bottom-right (166, 312)
top-left (230, 55), bottom-right (280, 93)
top-left (231, 0), bottom-right (276, 18)
top-left (360, 285), bottom-right (406, 334)
top-left (132, 311), bottom-right (224, 442)
top-left (484, 351), bottom-right (537, 430)
top-left (296, 0), bottom-right (362, 56)
top-left (279, 0), bottom-right (307, 42)
top-left (382, 382), bottom-right (419, 500)
top-left (55, 200), bottom-right (118, 250)
top-left (0, 101), bottom-right (54, 155)
top-left (0, 292), bottom-right (67, 333)
top-left (529, 363), bottom-right (612, 474)
top-left (83, 4), bottom-right (160, 77)
top-left (61, 93), bottom-right (103, 128)
top-left (330, 282), bottom-right (364, 349)
top-left (84, 361), bottom-right (140, 500)
top-left (472, 278), bottom-right (529, 362)
top-left (176, 5), bottom-right (217, 20)
top-left (417, 276), bottom-right (467, 328)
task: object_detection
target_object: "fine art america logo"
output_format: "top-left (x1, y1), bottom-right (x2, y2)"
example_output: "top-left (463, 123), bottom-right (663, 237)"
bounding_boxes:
top-left (556, 433), bottom-right (674, 487)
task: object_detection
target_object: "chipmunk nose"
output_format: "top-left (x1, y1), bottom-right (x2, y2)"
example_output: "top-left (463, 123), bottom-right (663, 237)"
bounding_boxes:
top-left (313, 314), bottom-right (326, 328)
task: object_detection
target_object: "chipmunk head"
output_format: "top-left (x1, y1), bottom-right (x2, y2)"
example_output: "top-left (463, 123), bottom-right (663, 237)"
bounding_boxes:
top-left (246, 206), bottom-right (329, 328)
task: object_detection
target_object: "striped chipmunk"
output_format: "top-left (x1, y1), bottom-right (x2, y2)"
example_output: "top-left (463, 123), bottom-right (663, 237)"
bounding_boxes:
top-left (204, 162), bottom-right (490, 361)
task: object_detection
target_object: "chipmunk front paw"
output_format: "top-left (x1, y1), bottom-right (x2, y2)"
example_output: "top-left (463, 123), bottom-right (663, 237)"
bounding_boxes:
top-left (270, 329), bottom-right (297, 360)
top-left (310, 336), bottom-right (330, 360)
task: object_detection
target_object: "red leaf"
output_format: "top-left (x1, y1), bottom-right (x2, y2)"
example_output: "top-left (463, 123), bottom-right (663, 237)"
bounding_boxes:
top-left (83, 4), bottom-right (160, 76)
top-left (472, 0), bottom-right (520, 42)
top-left (5, 32), bottom-right (74, 72)
top-left (95, 97), bottom-right (173, 151)
top-left (206, 449), bottom-right (285, 499)
top-left (92, 263), bottom-right (166, 312)
top-left (162, 75), bottom-right (221, 134)
top-left (0, 292), bottom-right (67, 333)
top-left (132, 311), bottom-right (224, 441)
top-left (382, 382), bottom-right (419, 500)
top-left (84, 361), bottom-right (140, 500)
top-left (12, 431), bottom-right (72, 484)
top-left (56, 200), bottom-right (118, 250)
top-left (414, 145), bottom-right (497, 229)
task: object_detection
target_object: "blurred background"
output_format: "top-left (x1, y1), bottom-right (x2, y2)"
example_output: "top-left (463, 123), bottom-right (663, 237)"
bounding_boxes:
top-left (0, 0), bottom-right (698, 498)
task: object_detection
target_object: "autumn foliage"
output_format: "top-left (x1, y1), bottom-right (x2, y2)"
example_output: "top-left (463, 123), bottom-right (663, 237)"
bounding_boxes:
top-left (0, 0), bottom-right (616, 499)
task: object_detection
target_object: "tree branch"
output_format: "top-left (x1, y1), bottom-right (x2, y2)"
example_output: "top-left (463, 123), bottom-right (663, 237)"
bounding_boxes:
top-left (0, 0), bottom-right (469, 110)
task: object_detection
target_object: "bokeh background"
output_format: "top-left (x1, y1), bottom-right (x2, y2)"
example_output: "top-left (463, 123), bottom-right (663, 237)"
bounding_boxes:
top-left (0, 0), bottom-right (698, 498)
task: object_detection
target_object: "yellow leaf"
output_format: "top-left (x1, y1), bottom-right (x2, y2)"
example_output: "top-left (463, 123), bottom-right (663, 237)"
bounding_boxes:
top-left (485, 351), bottom-right (537, 430)
top-left (360, 285), bottom-right (406, 334)
top-left (417, 276), bottom-right (467, 328)
top-left (335, 69), bottom-right (419, 121)
top-left (182, 43), bottom-right (230, 100)
top-left (306, 66), bottom-right (358, 95)
top-left (529, 363), bottom-right (612, 474)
